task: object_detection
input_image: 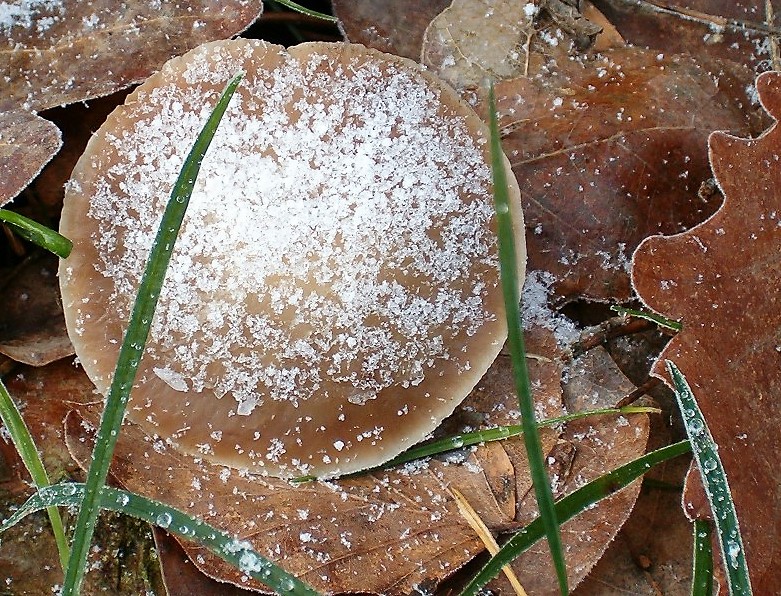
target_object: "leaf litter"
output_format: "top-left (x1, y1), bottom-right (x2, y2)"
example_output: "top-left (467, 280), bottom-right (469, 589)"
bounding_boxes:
top-left (0, 0), bottom-right (774, 593)
top-left (0, 0), bottom-right (264, 112)
top-left (0, 109), bottom-right (61, 206)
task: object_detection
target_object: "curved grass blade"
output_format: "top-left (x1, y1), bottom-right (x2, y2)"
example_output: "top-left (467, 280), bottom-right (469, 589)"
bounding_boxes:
top-left (667, 361), bottom-right (752, 595)
top-left (692, 519), bottom-right (714, 596)
top-left (459, 440), bottom-right (692, 596)
top-left (273, 0), bottom-right (337, 21)
top-left (488, 82), bottom-right (567, 595)
top-left (0, 209), bottom-right (72, 258)
top-left (610, 305), bottom-right (682, 332)
top-left (1, 484), bottom-right (320, 595)
top-left (376, 406), bottom-right (658, 471)
top-left (0, 379), bottom-right (69, 570)
top-left (293, 406), bottom-right (658, 483)
top-left (61, 72), bottom-right (244, 596)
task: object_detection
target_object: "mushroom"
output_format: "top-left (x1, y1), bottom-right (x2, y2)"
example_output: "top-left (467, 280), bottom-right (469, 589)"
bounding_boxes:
top-left (59, 39), bottom-right (525, 478)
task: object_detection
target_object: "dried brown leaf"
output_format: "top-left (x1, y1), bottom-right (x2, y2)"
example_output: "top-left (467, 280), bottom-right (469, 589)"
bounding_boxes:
top-left (490, 347), bottom-right (649, 594)
top-left (593, 0), bottom-right (781, 75)
top-left (332, 0), bottom-right (450, 60)
top-left (0, 253), bottom-right (73, 366)
top-left (0, 110), bottom-right (61, 206)
top-left (0, 1), bottom-right (263, 112)
top-left (153, 528), bottom-right (254, 596)
top-left (490, 47), bottom-right (752, 303)
top-left (61, 331), bottom-right (569, 595)
top-left (421, 0), bottom-right (538, 89)
top-left (631, 70), bottom-right (781, 593)
top-left (57, 325), bottom-right (649, 594)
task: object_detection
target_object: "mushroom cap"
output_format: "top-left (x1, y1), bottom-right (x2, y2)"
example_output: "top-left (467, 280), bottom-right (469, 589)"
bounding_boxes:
top-left (59, 39), bottom-right (525, 478)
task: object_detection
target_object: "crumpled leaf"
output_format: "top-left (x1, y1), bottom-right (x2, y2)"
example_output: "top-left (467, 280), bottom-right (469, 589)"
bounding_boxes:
top-left (631, 70), bottom-right (781, 594)
top-left (0, 110), bottom-right (61, 206)
top-left (487, 47), bottom-right (753, 303)
top-left (332, 0), bottom-right (450, 60)
top-left (420, 0), bottom-right (621, 90)
top-left (0, 1), bottom-right (263, 112)
top-left (0, 253), bottom-right (73, 366)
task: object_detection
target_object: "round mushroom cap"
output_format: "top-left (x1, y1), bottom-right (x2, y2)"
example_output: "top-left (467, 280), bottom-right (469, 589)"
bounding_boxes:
top-left (59, 39), bottom-right (525, 478)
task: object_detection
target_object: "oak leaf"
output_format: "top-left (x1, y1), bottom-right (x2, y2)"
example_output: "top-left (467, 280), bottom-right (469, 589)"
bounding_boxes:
top-left (490, 47), bottom-right (753, 303)
top-left (632, 70), bottom-right (781, 593)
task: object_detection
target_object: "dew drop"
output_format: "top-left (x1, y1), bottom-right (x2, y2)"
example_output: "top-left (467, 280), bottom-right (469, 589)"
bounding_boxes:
top-left (727, 539), bottom-right (741, 569)
top-left (702, 458), bottom-right (718, 472)
top-left (156, 512), bottom-right (173, 528)
top-left (688, 418), bottom-right (704, 434)
top-left (278, 577), bottom-right (296, 592)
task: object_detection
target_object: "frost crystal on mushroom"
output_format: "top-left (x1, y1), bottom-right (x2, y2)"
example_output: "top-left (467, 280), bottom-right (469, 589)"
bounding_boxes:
top-left (59, 39), bottom-right (525, 478)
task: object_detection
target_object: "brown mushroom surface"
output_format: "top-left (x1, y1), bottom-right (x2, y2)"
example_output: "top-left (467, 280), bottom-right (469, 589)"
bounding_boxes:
top-left (59, 39), bottom-right (525, 478)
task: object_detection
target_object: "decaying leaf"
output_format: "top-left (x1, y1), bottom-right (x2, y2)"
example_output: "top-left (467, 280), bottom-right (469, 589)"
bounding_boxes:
top-left (488, 47), bottom-right (753, 303)
top-left (0, 253), bottom-right (73, 366)
top-left (419, 0), bottom-right (622, 90)
top-left (332, 0), bottom-right (450, 60)
top-left (0, 1), bottom-right (263, 112)
top-left (421, 0), bottom-right (539, 89)
top-left (0, 110), bottom-right (61, 206)
top-left (61, 331), bottom-right (565, 595)
top-left (631, 70), bottom-right (781, 593)
top-left (492, 347), bottom-right (649, 594)
top-left (153, 528), bottom-right (252, 596)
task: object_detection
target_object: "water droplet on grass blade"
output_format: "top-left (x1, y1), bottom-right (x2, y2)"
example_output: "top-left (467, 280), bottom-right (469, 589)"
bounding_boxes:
top-left (279, 577), bottom-right (296, 592)
top-left (156, 512), bottom-right (173, 528)
top-left (688, 418), bottom-right (704, 434)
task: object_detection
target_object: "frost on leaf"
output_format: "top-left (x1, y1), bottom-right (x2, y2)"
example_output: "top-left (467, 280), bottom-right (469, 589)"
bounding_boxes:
top-left (489, 46), bottom-right (754, 303)
top-left (632, 71), bottom-right (781, 594)
top-left (58, 326), bottom-right (647, 594)
top-left (0, 110), bottom-right (61, 205)
top-left (0, 0), bottom-right (263, 112)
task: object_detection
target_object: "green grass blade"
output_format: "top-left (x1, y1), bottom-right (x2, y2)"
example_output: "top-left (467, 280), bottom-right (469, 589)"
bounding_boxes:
top-left (293, 406), bottom-right (658, 483)
top-left (273, 0), bottom-right (337, 21)
top-left (611, 305), bottom-right (682, 332)
top-left (692, 519), bottom-right (714, 596)
top-left (61, 72), bottom-right (243, 596)
top-left (459, 440), bottom-right (692, 595)
top-left (0, 379), bottom-right (69, 570)
top-left (0, 209), bottom-right (72, 258)
top-left (1, 484), bottom-right (320, 595)
top-left (667, 361), bottom-right (753, 595)
top-left (487, 82), bottom-right (568, 594)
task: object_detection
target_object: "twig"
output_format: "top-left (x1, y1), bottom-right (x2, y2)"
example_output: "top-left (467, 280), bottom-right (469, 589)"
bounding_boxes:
top-left (767, 0), bottom-right (781, 71)
top-left (615, 377), bottom-right (661, 408)
top-left (608, 0), bottom-right (781, 36)
top-left (451, 488), bottom-right (528, 596)
top-left (571, 316), bottom-right (654, 358)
